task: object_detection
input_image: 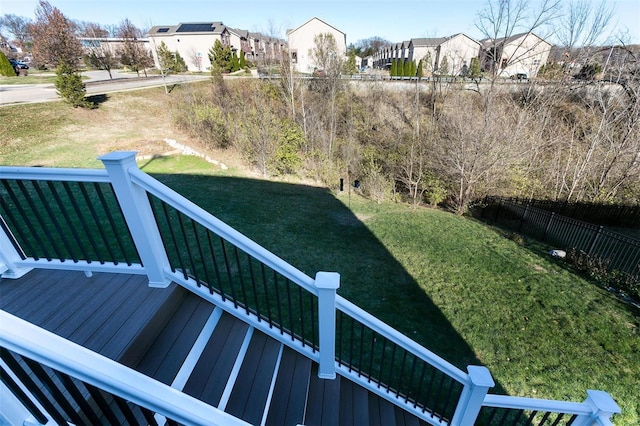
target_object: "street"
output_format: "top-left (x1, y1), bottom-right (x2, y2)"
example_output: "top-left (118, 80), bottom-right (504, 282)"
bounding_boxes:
top-left (0, 70), bottom-right (211, 106)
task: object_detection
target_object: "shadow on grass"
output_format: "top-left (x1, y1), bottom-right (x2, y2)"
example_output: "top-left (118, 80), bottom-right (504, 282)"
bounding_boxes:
top-left (146, 167), bottom-right (508, 397)
top-left (86, 93), bottom-right (110, 106)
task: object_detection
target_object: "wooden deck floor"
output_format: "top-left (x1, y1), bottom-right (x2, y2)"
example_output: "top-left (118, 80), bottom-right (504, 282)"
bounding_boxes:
top-left (1, 268), bottom-right (430, 426)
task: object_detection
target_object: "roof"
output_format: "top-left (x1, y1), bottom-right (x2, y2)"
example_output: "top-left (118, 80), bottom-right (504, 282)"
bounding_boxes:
top-left (480, 32), bottom-right (551, 48)
top-left (147, 22), bottom-right (229, 36)
top-left (286, 16), bottom-right (346, 37)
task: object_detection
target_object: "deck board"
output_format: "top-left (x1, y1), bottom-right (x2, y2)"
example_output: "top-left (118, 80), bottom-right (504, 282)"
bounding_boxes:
top-left (182, 312), bottom-right (249, 407)
top-left (135, 292), bottom-right (215, 384)
top-left (0, 269), bottom-right (175, 362)
top-left (226, 330), bottom-right (281, 425)
top-left (265, 346), bottom-right (312, 426)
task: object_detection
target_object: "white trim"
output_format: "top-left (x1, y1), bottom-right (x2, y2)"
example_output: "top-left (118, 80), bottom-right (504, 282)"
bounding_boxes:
top-left (0, 167), bottom-right (109, 182)
top-left (260, 343), bottom-right (284, 426)
top-left (218, 326), bottom-right (254, 411)
top-left (14, 259), bottom-right (146, 275)
top-left (171, 307), bottom-right (223, 391)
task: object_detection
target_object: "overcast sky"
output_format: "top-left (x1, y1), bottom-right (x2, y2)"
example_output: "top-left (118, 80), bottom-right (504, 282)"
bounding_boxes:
top-left (3, 0), bottom-right (639, 45)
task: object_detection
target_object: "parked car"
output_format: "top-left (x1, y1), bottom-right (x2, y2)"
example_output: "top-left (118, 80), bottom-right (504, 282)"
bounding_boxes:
top-left (9, 59), bottom-right (29, 75)
top-left (510, 73), bottom-right (528, 80)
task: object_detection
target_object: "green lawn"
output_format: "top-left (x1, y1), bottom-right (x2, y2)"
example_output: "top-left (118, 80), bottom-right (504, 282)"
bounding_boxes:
top-left (1, 94), bottom-right (638, 425)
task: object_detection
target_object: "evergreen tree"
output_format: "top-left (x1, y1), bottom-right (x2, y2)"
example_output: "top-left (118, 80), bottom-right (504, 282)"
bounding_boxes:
top-left (439, 56), bottom-right (450, 75)
top-left (55, 63), bottom-right (91, 108)
top-left (416, 59), bottom-right (424, 78)
top-left (390, 59), bottom-right (397, 77)
top-left (0, 51), bottom-right (17, 76)
top-left (239, 50), bottom-right (246, 68)
top-left (208, 39), bottom-right (232, 73)
top-left (174, 51), bottom-right (187, 72)
top-left (469, 57), bottom-right (481, 78)
top-left (404, 60), bottom-right (411, 77)
top-left (231, 52), bottom-right (239, 72)
top-left (410, 60), bottom-right (417, 77)
top-left (344, 49), bottom-right (358, 74)
top-left (156, 41), bottom-right (175, 74)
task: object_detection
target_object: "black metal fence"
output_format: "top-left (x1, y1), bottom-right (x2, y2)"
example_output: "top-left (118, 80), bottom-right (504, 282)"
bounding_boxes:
top-left (477, 197), bottom-right (640, 280)
top-left (484, 197), bottom-right (640, 228)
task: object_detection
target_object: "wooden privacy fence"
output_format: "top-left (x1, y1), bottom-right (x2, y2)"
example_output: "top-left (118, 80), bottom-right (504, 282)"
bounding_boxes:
top-left (477, 197), bottom-right (640, 280)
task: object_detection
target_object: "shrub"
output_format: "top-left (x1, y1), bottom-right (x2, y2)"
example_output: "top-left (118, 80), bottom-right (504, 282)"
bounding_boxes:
top-left (565, 247), bottom-right (639, 302)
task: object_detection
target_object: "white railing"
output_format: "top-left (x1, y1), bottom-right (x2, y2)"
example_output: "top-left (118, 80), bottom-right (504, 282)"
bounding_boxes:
top-left (0, 152), bottom-right (622, 425)
top-left (0, 311), bottom-right (249, 426)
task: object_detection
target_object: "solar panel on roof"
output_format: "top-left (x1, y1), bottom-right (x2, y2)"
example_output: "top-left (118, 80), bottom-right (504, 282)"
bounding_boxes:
top-left (157, 28), bottom-right (170, 33)
top-left (177, 23), bottom-right (215, 32)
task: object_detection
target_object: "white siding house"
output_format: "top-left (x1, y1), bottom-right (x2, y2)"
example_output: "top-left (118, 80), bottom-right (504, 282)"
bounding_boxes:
top-left (480, 32), bottom-right (552, 77)
top-left (436, 33), bottom-right (481, 76)
top-left (286, 17), bottom-right (346, 73)
top-left (147, 22), bottom-right (232, 72)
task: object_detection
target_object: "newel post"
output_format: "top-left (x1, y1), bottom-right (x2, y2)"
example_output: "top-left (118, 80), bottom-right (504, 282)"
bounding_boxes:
top-left (99, 152), bottom-right (171, 288)
top-left (573, 390), bottom-right (621, 426)
top-left (0, 220), bottom-right (32, 279)
top-left (315, 271), bottom-right (340, 379)
top-left (450, 366), bottom-right (494, 426)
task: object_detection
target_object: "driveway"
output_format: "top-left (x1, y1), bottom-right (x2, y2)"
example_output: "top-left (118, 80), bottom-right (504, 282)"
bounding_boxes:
top-left (0, 70), bottom-right (211, 106)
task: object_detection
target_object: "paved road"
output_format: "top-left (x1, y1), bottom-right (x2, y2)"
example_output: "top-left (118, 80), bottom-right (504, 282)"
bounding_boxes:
top-left (0, 70), bottom-right (211, 106)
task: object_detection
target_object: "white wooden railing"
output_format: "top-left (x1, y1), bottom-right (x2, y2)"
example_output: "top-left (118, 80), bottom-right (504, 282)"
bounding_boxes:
top-left (0, 152), bottom-right (621, 425)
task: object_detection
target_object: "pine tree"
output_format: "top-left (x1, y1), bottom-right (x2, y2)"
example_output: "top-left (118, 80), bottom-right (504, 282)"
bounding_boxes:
top-left (231, 52), bottom-right (239, 72)
top-left (239, 50), bottom-right (246, 68)
top-left (416, 60), bottom-right (424, 78)
top-left (55, 63), bottom-right (91, 108)
top-left (208, 39), bottom-right (232, 73)
top-left (439, 56), bottom-right (450, 76)
top-left (0, 51), bottom-right (17, 76)
top-left (469, 57), bottom-right (481, 78)
top-left (390, 59), bottom-right (396, 77)
top-left (404, 60), bottom-right (411, 77)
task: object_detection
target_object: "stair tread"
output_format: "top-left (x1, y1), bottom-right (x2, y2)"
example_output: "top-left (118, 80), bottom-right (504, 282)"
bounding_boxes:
top-left (134, 291), bottom-right (215, 384)
top-left (339, 378), bottom-right (370, 426)
top-left (305, 363), bottom-right (341, 426)
top-left (226, 330), bottom-right (281, 425)
top-left (183, 312), bottom-right (249, 406)
top-left (265, 347), bottom-right (312, 426)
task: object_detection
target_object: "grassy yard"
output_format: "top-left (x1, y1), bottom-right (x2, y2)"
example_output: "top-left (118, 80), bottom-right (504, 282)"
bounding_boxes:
top-left (1, 88), bottom-right (638, 425)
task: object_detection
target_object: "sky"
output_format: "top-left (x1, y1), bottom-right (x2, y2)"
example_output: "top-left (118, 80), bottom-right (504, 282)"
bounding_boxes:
top-left (2, 0), bottom-right (640, 45)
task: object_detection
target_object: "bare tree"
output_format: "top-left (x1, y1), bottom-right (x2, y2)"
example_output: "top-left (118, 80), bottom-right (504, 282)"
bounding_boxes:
top-left (309, 33), bottom-right (344, 157)
top-left (82, 23), bottom-right (117, 78)
top-left (0, 14), bottom-right (32, 51)
top-left (29, 0), bottom-right (83, 69)
top-left (117, 19), bottom-right (152, 77)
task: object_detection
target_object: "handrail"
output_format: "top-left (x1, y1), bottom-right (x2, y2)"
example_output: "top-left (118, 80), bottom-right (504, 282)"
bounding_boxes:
top-left (0, 310), bottom-right (249, 426)
top-left (128, 167), bottom-right (318, 294)
top-left (483, 394), bottom-right (591, 415)
top-left (336, 296), bottom-right (468, 385)
top-left (0, 167), bottom-right (110, 182)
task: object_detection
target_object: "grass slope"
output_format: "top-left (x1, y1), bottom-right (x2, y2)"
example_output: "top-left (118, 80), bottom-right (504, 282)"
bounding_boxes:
top-left (1, 88), bottom-right (637, 424)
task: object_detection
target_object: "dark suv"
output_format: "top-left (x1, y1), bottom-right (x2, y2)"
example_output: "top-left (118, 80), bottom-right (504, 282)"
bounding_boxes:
top-left (9, 59), bottom-right (29, 75)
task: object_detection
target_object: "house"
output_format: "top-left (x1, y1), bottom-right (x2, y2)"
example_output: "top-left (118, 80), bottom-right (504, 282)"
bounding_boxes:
top-left (79, 37), bottom-right (151, 59)
top-left (146, 22), bottom-right (233, 72)
top-left (407, 38), bottom-right (445, 74)
top-left (286, 17), bottom-right (346, 74)
top-left (0, 153), bottom-right (621, 425)
top-left (436, 34), bottom-right (482, 76)
top-left (480, 32), bottom-right (552, 78)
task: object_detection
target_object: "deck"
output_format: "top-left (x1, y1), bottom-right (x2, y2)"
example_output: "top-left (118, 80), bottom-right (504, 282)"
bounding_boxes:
top-left (0, 268), bottom-right (430, 425)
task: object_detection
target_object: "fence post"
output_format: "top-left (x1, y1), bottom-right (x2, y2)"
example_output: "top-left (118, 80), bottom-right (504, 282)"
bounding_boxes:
top-left (450, 366), bottom-right (494, 426)
top-left (543, 212), bottom-right (555, 242)
top-left (315, 271), bottom-right (340, 379)
top-left (588, 226), bottom-right (604, 255)
top-left (0, 217), bottom-right (32, 279)
top-left (99, 152), bottom-right (171, 288)
top-left (572, 390), bottom-right (621, 426)
top-left (518, 204), bottom-right (530, 232)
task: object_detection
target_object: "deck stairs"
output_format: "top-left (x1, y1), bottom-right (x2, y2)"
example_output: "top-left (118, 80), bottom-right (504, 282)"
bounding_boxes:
top-left (1, 269), bottom-right (427, 426)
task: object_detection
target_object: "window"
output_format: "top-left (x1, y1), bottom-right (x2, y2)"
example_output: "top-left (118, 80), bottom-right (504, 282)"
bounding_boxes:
top-left (501, 58), bottom-right (508, 69)
top-left (291, 50), bottom-right (298, 63)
